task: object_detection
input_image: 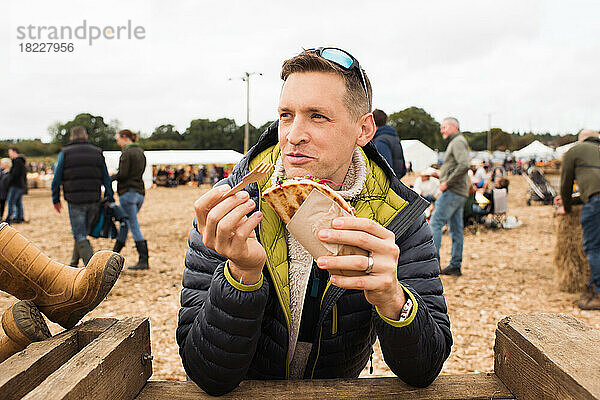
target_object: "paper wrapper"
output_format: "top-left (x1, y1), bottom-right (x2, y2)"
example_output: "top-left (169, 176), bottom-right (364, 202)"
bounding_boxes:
top-left (286, 189), bottom-right (368, 277)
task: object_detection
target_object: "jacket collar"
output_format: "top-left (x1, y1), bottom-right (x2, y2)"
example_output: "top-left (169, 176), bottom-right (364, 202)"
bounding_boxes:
top-left (446, 132), bottom-right (462, 142)
top-left (66, 138), bottom-right (90, 146)
top-left (374, 125), bottom-right (397, 138)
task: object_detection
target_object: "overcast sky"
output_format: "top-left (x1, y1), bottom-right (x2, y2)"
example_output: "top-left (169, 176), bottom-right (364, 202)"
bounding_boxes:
top-left (1, 0), bottom-right (599, 142)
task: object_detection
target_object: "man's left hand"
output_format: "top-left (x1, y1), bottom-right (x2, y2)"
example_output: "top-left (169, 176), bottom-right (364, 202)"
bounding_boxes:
top-left (317, 217), bottom-right (406, 320)
top-left (439, 182), bottom-right (448, 192)
top-left (53, 202), bottom-right (62, 213)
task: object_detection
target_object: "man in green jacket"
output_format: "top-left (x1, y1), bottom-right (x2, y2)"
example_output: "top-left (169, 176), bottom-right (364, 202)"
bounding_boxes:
top-left (177, 48), bottom-right (452, 395)
top-left (555, 129), bottom-right (600, 310)
top-left (430, 117), bottom-right (470, 276)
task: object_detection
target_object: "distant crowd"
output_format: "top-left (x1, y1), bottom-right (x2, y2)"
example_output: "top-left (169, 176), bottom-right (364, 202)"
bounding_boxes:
top-left (153, 164), bottom-right (232, 188)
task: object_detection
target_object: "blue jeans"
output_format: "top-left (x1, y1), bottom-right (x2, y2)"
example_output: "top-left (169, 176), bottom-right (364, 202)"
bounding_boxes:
top-left (581, 195), bottom-right (600, 293)
top-left (430, 190), bottom-right (466, 268)
top-left (117, 190), bottom-right (145, 242)
top-left (7, 186), bottom-right (24, 221)
top-left (68, 202), bottom-right (98, 243)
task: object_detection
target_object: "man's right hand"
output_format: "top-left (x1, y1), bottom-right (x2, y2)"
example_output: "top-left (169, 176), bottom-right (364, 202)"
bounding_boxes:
top-left (53, 202), bottom-right (62, 213)
top-left (194, 184), bottom-right (266, 285)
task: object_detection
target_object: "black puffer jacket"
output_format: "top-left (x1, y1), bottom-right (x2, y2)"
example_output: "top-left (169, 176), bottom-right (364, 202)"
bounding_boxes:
top-left (177, 122), bottom-right (452, 396)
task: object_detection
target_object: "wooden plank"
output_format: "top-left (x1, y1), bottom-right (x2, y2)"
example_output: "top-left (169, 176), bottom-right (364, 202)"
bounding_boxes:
top-left (136, 373), bottom-right (515, 400)
top-left (495, 313), bottom-right (600, 400)
top-left (0, 318), bottom-right (117, 400)
top-left (22, 317), bottom-right (152, 400)
top-left (77, 318), bottom-right (118, 348)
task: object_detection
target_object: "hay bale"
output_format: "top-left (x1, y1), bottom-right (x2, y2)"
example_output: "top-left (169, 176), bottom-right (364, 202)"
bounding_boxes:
top-left (554, 205), bottom-right (590, 292)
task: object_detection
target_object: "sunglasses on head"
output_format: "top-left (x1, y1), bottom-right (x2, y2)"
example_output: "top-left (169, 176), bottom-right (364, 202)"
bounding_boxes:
top-left (305, 47), bottom-right (370, 107)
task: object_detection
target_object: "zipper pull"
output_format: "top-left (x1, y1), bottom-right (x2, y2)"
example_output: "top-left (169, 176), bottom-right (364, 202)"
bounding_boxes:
top-left (369, 352), bottom-right (373, 374)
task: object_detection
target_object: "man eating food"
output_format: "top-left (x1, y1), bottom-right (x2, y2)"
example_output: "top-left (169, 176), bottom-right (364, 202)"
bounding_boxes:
top-left (177, 47), bottom-right (452, 396)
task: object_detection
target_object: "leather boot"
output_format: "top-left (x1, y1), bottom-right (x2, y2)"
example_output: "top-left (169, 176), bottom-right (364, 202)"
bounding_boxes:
top-left (129, 240), bottom-right (149, 270)
top-left (578, 291), bottom-right (600, 310)
top-left (0, 301), bottom-right (51, 363)
top-left (112, 240), bottom-right (125, 254)
top-left (69, 242), bottom-right (79, 267)
top-left (76, 239), bottom-right (94, 266)
top-left (0, 223), bottom-right (124, 329)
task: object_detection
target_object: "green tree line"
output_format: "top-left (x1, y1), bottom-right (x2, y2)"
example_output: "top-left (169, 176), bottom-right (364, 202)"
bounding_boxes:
top-left (0, 110), bottom-right (585, 157)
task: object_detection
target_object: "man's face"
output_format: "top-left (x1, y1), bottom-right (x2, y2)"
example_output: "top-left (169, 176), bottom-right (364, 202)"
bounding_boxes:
top-left (8, 149), bottom-right (16, 159)
top-left (278, 71), bottom-right (374, 184)
top-left (440, 121), bottom-right (458, 139)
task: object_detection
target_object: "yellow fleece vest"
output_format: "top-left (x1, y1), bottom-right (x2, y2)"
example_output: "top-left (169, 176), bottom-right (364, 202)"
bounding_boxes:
top-left (250, 144), bottom-right (409, 331)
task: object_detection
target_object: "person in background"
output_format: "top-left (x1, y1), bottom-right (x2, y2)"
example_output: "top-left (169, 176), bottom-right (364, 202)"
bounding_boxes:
top-left (209, 165), bottom-right (218, 185)
top-left (196, 166), bottom-right (205, 186)
top-left (6, 147), bottom-right (27, 224)
top-left (112, 129), bottom-right (149, 270)
top-left (372, 109), bottom-right (407, 179)
top-left (429, 117), bottom-right (470, 277)
top-left (51, 126), bottom-right (114, 267)
top-left (473, 164), bottom-right (488, 188)
top-left (556, 129), bottom-right (600, 310)
top-left (0, 158), bottom-right (12, 221)
top-left (413, 167), bottom-right (441, 203)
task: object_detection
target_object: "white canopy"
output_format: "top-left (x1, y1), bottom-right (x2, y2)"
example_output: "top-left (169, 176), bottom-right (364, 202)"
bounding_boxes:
top-left (103, 149), bottom-right (244, 189)
top-left (400, 140), bottom-right (438, 172)
top-left (513, 140), bottom-right (555, 160)
top-left (555, 141), bottom-right (577, 158)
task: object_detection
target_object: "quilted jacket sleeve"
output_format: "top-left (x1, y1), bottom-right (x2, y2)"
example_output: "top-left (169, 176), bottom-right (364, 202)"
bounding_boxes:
top-left (176, 216), bottom-right (270, 396)
top-left (374, 214), bottom-right (452, 387)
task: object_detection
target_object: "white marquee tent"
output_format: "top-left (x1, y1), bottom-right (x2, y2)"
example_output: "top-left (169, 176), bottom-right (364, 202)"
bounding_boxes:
top-left (103, 149), bottom-right (244, 189)
top-left (400, 140), bottom-right (438, 172)
top-left (555, 141), bottom-right (577, 158)
top-left (513, 140), bottom-right (555, 160)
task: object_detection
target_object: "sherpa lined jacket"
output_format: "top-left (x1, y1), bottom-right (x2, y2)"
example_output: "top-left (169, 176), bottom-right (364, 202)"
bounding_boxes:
top-left (177, 121), bottom-right (452, 396)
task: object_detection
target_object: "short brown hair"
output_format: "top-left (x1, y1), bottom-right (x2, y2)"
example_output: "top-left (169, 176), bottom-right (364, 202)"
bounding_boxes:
top-left (117, 129), bottom-right (138, 142)
top-left (280, 50), bottom-right (372, 121)
top-left (70, 126), bottom-right (87, 139)
top-left (372, 109), bottom-right (387, 127)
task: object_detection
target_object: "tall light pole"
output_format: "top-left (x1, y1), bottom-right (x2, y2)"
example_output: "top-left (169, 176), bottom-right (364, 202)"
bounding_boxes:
top-left (230, 72), bottom-right (262, 153)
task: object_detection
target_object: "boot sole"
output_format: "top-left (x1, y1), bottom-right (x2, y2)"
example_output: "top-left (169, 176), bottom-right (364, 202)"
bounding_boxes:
top-left (61, 253), bottom-right (124, 329)
top-left (9, 300), bottom-right (51, 343)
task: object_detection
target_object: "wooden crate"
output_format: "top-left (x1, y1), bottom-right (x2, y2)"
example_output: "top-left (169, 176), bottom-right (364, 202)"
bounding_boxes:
top-left (495, 313), bottom-right (600, 400)
top-left (0, 317), bottom-right (151, 400)
top-left (2, 313), bottom-right (599, 399)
